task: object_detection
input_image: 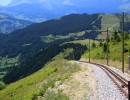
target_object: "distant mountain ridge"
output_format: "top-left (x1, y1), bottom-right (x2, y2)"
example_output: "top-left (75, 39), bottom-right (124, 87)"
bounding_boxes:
top-left (0, 14), bottom-right (32, 34)
top-left (0, 0), bottom-right (128, 22)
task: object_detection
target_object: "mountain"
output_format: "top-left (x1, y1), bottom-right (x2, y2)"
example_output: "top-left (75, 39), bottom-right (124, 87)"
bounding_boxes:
top-left (0, 14), bottom-right (100, 58)
top-left (2, 4), bottom-right (83, 22)
top-left (0, 0), bottom-right (129, 22)
top-left (1, 13), bottom-right (130, 84)
top-left (0, 14), bottom-right (32, 34)
top-left (0, 13), bottom-right (98, 84)
top-left (0, 0), bottom-right (73, 22)
top-left (1, 13), bottom-right (130, 58)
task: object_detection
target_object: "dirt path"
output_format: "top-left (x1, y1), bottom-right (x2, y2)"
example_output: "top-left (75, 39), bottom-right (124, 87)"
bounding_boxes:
top-left (58, 62), bottom-right (98, 100)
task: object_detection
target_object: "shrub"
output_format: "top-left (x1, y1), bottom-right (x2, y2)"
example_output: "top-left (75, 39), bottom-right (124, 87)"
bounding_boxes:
top-left (92, 42), bottom-right (96, 48)
top-left (111, 31), bottom-right (121, 42)
top-left (124, 47), bottom-right (129, 53)
top-left (99, 42), bottom-right (103, 47)
top-left (103, 43), bottom-right (107, 53)
top-left (0, 81), bottom-right (5, 90)
top-left (45, 90), bottom-right (69, 100)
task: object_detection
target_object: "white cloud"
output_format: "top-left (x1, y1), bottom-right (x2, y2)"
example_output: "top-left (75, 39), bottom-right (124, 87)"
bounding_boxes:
top-left (63, 0), bottom-right (75, 6)
top-left (119, 3), bottom-right (130, 11)
top-left (8, 0), bottom-right (31, 6)
top-left (39, 0), bottom-right (54, 9)
top-left (0, 0), bottom-right (12, 6)
top-left (122, 0), bottom-right (129, 3)
top-left (8, 0), bottom-right (54, 9)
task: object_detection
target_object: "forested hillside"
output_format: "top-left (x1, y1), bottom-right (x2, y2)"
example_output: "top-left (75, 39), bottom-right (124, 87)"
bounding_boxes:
top-left (0, 14), bottom-right (100, 58)
top-left (3, 43), bottom-right (87, 84)
top-left (1, 13), bottom-right (130, 85)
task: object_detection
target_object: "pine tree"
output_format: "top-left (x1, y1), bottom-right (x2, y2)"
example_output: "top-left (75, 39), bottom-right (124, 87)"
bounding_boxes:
top-left (103, 43), bottom-right (107, 53)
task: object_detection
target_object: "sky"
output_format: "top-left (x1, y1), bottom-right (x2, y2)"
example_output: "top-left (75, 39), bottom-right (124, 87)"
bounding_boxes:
top-left (0, 0), bottom-right (124, 6)
top-left (0, 0), bottom-right (130, 12)
top-left (0, 0), bottom-right (11, 6)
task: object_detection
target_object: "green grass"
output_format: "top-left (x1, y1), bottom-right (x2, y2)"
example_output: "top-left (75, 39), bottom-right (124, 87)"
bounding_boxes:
top-left (0, 59), bottom-right (80, 100)
top-left (65, 39), bottom-right (99, 47)
top-left (82, 38), bottom-right (130, 72)
top-left (41, 31), bottom-right (85, 43)
top-left (83, 40), bottom-right (130, 62)
top-left (0, 56), bottom-right (19, 68)
top-left (101, 14), bottom-right (120, 31)
top-left (54, 48), bottom-right (73, 59)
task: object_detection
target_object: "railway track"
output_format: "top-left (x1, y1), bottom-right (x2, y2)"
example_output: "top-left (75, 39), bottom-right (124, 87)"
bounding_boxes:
top-left (78, 61), bottom-right (130, 100)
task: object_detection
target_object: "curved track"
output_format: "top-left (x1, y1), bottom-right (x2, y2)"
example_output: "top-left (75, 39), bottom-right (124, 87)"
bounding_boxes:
top-left (79, 61), bottom-right (130, 100)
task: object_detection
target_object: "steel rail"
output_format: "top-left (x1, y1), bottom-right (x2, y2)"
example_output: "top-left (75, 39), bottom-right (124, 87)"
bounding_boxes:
top-left (78, 61), bottom-right (130, 99)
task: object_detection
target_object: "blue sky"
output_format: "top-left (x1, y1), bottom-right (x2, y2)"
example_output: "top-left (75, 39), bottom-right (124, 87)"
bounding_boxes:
top-left (0, 0), bottom-right (124, 6)
top-left (0, 0), bottom-right (130, 13)
top-left (0, 0), bottom-right (11, 6)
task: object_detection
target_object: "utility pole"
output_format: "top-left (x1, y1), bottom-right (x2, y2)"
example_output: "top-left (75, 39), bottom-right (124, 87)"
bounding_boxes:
top-left (122, 12), bottom-right (125, 73)
top-left (89, 33), bottom-right (90, 63)
top-left (129, 48), bottom-right (130, 71)
top-left (106, 27), bottom-right (109, 66)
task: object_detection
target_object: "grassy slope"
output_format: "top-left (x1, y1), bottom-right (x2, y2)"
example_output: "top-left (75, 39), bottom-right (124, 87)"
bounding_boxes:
top-left (67, 39), bottom-right (98, 46)
top-left (66, 38), bottom-right (130, 73)
top-left (101, 14), bottom-right (120, 31)
top-left (97, 14), bottom-right (120, 40)
top-left (0, 59), bottom-right (80, 100)
top-left (81, 39), bottom-right (130, 73)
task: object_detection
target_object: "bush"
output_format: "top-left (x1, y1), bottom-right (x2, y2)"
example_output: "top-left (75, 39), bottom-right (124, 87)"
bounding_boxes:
top-left (103, 43), bottom-right (107, 53)
top-left (54, 68), bottom-right (58, 72)
top-left (124, 43), bottom-right (128, 46)
top-left (99, 42), bottom-right (103, 47)
top-left (45, 90), bottom-right (69, 100)
top-left (0, 81), bottom-right (5, 90)
top-left (124, 47), bottom-right (129, 53)
top-left (92, 42), bottom-right (96, 48)
top-left (125, 32), bottom-right (129, 39)
top-left (111, 31), bottom-right (121, 42)
top-left (32, 94), bottom-right (38, 100)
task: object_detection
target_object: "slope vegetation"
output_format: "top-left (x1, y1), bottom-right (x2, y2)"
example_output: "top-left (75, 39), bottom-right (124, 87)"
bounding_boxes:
top-left (3, 43), bottom-right (87, 84)
top-left (0, 59), bottom-right (80, 100)
top-left (82, 34), bottom-right (130, 73)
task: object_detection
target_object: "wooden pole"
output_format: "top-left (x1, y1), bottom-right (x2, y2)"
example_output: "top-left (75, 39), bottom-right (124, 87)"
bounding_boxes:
top-left (89, 33), bottom-right (90, 63)
top-left (122, 12), bottom-right (125, 73)
top-left (107, 27), bottom-right (109, 66)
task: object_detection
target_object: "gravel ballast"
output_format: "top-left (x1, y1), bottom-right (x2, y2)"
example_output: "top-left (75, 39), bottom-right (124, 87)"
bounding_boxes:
top-left (76, 61), bottom-right (128, 100)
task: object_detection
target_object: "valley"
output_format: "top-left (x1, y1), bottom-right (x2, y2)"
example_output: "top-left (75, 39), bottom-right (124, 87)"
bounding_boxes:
top-left (0, 12), bottom-right (130, 100)
top-left (1, 0), bottom-right (130, 99)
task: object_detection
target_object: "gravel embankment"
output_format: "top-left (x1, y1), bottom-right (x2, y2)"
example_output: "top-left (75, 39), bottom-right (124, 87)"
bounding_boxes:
top-left (76, 61), bottom-right (128, 100)
top-left (103, 64), bottom-right (130, 81)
